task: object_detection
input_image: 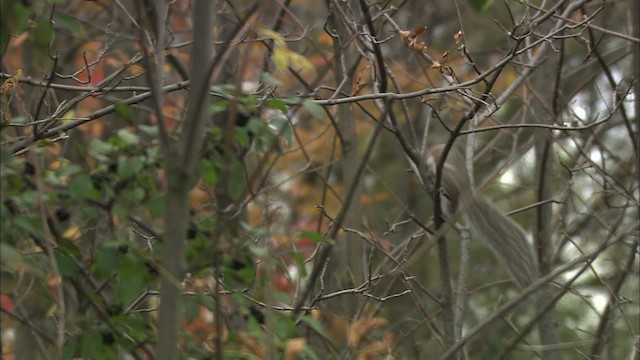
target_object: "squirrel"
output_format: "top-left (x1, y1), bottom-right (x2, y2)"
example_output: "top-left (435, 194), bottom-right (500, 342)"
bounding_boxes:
top-left (426, 144), bottom-right (539, 288)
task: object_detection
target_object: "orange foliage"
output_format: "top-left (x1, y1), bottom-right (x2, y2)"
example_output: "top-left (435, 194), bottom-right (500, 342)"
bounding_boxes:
top-left (348, 317), bottom-right (388, 346)
top-left (179, 306), bottom-right (228, 352)
top-left (284, 337), bottom-right (307, 360)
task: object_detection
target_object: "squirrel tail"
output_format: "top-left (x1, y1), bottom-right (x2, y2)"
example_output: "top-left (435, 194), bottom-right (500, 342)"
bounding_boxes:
top-left (463, 195), bottom-right (539, 288)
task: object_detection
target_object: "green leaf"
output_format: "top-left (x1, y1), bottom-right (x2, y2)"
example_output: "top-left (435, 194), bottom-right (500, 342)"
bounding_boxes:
top-left (0, 243), bottom-right (23, 271)
top-left (113, 316), bottom-right (148, 341)
top-left (299, 315), bottom-right (325, 336)
top-left (80, 331), bottom-right (102, 359)
top-left (55, 163), bottom-right (82, 177)
top-left (223, 253), bottom-right (255, 288)
top-left (117, 156), bottom-right (145, 179)
top-left (199, 217), bottom-right (216, 232)
top-left (93, 248), bottom-right (122, 277)
top-left (468, 0), bottom-right (493, 11)
top-left (227, 158), bottom-right (246, 201)
top-left (116, 270), bottom-right (144, 306)
top-left (268, 114), bottom-right (293, 145)
top-left (295, 231), bottom-right (325, 243)
top-left (123, 186), bottom-right (146, 203)
top-left (54, 248), bottom-right (78, 279)
top-left (0, 146), bottom-right (16, 165)
top-left (183, 296), bottom-right (200, 324)
top-left (196, 292), bottom-right (215, 311)
top-left (299, 347), bottom-right (321, 360)
top-left (247, 118), bottom-right (278, 153)
top-left (209, 100), bottom-right (231, 115)
top-left (58, 238), bottom-right (82, 259)
top-left (145, 196), bottom-right (165, 219)
top-left (271, 313), bottom-right (297, 339)
top-left (200, 159), bottom-right (219, 187)
top-left (260, 72), bottom-right (282, 87)
top-left (138, 124), bottom-right (159, 136)
top-left (32, 19), bottom-right (54, 58)
top-left (90, 138), bottom-right (116, 156)
top-left (115, 102), bottom-right (133, 125)
top-left (0, 2), bottom-right (30, 50)
top-left (247, 118), bottom-right (268, 135)
top-left (210, 84), bottom-right (238, 96)
top-left (68, 174), bottom-right (95, 200)
top-left (249, 245), bottom-right (268, 258)
top-left (265, 98), bottom-right (287, 112)
top-left (62, 338), bottom-right (78, 359)
top-left (117, 129), bottom-right (139, 146)
top-left (234, 126), bottom-right (251, 148)
top-left (302, 99), bottom-right (325, 120)
top-left (285, 96), bottom-right (301, 105)
top-left (55, 12), bottom-right (82, 35)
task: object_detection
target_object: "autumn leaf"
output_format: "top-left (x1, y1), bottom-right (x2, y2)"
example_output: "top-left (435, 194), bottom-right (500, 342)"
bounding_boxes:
top-left (258, 27), bottom-right (286, 47)
top-left (0, 293), bottom-right (14, 313)
top-left (398, 26), bottom-right (428, 53)
top-left (284, 338), bottom-right (307, 360)
top-left (352, 64), bottom-right (371, 96)
top-left (454, 30), bottom-right (463, 44)
top-left (272, 47), bottom-right (313, 72)
top-left (259, 26), bottom-right (313, 73)
top-left (357, 333), bottom-right (394, 360)
top-left (348, 317), bottom-right (388, 346)
top-left (414, 26), bottom-right (426, 35)
top-left (1, 69), bottom-right (22, 94)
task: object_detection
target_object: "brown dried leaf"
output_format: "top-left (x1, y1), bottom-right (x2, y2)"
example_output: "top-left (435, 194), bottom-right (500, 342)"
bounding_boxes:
top-left (413, 42), bottom-right (427, 53)
top-left (413, 25), bottom-right (427, 36)
top-left (400, 27), bottom-right (428, 53)
top-left (356, 333), bottom-right (394, 360)
top-left (352, 64), bottom-right (372, 96)
top-left (284, 338), bottom-right (307, 360)
top-left (242, 335), bottom-right (267, 358)
top-left (399, 30), bottom-right (411, 45)
top-left (348, 317), bottom-right (388, 347)
top-left (1, 69), bottom-right (22, 95)
top-left (454, 30), bottom-right (463, 44)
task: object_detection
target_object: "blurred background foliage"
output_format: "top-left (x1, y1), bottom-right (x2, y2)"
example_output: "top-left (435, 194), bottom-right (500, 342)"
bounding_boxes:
top-left (1, 0), bottom-right (638, 359)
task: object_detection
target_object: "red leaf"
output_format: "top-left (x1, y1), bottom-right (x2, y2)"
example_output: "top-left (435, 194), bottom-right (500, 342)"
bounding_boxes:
top-left (0, 293), bottom-right (14, 313)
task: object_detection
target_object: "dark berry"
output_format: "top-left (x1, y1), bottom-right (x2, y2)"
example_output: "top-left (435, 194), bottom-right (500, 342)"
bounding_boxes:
top-left (55, 208), bottom-right (71, 222)
top-left (101, 332), bottom-right (115, 345)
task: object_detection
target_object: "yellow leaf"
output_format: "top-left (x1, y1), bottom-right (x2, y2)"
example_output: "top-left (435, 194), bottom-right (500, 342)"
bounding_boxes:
top-left (62, 109), bottom-right (76, 123)
top-left (272, 47), bottom-right (290, 72)
top-left (49, 158), bottom-right (71, 170)
top-left (46, 304), bottom-right (58, 317)
top-left (272, 47), bottom-right (313, 73)
top-left (63, 225), bottom-right (82, 242)
top-left (1, 69), bottom-right (22, 94)
top-left (258, 27), bottom-right (286, 47)
top-left (287, 50), bottom-right (313, 71)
